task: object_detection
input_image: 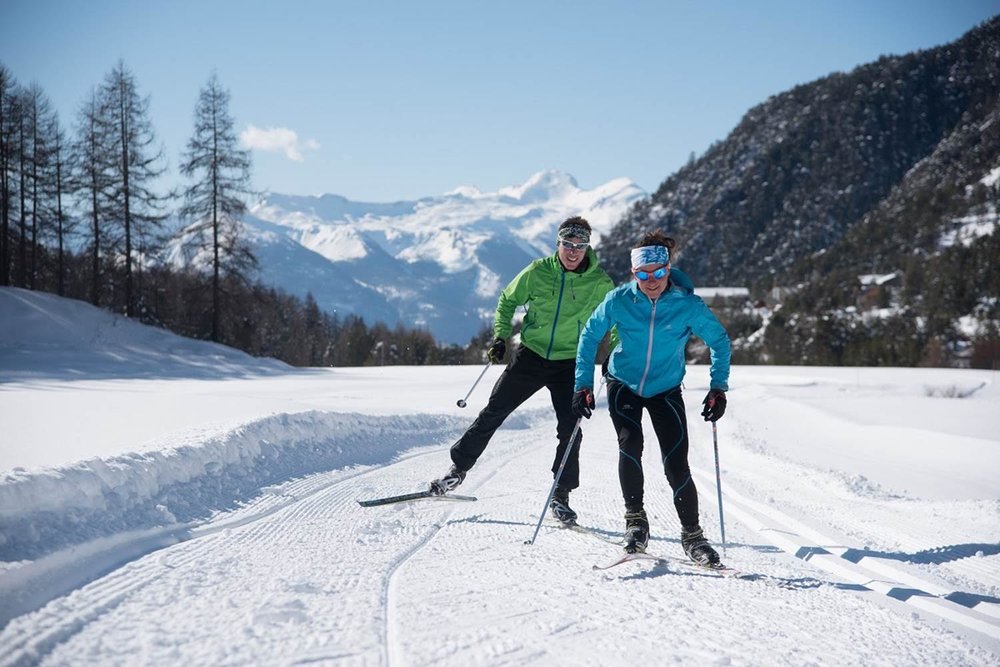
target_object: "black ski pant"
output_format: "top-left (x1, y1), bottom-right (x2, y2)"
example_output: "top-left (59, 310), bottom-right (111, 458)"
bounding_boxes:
top-left (450, 345), bottom-right (583, 489)
top-left (607, 379), bottom-right (699, 530)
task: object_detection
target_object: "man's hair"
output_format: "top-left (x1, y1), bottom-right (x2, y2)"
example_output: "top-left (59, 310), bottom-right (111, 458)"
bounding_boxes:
top-left (559, 216), bottom-right (592, 233)
top-left (633, 229), bottom-right (676, 252)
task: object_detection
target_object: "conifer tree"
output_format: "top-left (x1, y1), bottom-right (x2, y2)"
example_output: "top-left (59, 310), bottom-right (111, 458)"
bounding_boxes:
top-left (14, 87), bottom-right (28, 288)
top-left (72, 86), bottom-right (115, 306)
top-left (0, 64), bottom-right (17, 287)
top-left (178, 73), bottom-right (256, 342)
top-left (45, 111), bottom-right (74, 296)
top-left (100, 60), bottom-right (167, 317)
top-left (22, 82), bottom-right (58, 290)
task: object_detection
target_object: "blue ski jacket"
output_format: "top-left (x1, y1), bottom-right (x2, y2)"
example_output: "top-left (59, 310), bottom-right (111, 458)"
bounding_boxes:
top-left (575, 267), bottom-right (731, 397)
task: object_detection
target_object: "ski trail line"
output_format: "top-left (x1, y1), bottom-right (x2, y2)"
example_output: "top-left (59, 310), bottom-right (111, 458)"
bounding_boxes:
top-left (382, 430), bottom-right (539, 667)
top-left (0, 444), bottom-right (449, 634)
top-left (0, 436), bottom-right (486, 665)
top-left (689, 466), bottom-right (1000, 648)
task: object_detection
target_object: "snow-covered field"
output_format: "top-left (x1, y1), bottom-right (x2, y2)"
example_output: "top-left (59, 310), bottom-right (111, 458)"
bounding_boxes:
top-left (1, 286), bottom-right (998, 665)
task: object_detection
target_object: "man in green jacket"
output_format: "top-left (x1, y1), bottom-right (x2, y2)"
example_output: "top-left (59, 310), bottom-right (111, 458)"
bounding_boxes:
top-left (429, 216), bottom-right (615, 524)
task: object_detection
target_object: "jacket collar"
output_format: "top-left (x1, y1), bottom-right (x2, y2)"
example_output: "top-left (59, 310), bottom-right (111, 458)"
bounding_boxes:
top-left (551, 246), bottom-right (601, 275)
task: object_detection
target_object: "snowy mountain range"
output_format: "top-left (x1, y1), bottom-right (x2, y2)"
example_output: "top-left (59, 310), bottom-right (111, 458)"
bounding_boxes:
top-left (225, 171), bottom-right (645, 344)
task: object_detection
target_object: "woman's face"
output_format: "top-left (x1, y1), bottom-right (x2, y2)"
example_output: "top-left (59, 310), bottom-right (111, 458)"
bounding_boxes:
top-left (633, 262), bottom-right (669, 300)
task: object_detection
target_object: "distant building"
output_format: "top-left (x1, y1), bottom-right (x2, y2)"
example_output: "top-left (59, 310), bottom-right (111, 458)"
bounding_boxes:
top-left (858, 272), bottom-right (901, 289)
top-left (857, 271), bottom-right (904, 309)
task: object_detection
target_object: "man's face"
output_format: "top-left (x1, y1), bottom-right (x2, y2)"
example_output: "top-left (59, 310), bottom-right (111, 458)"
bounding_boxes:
top-left (634, 262), bottom-right (669, 299)
top-left (557, 237), bottom-right (588, 271)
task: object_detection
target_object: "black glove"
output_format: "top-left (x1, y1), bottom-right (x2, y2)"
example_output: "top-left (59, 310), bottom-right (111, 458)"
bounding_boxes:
top-left (487, 337), bottom-right (506, 363)
top-left (701, 389), bottom-right (727, 422)
top-left (572, 388), bottom-right (595, 419)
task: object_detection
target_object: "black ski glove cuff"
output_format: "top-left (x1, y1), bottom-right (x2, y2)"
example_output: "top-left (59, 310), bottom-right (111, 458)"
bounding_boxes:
top-left (487, 337), bottom-right (506, 363)
top-left (701, 389), bottom-right (727, 422)
top-left (572, 388), bottom-right (595, 419)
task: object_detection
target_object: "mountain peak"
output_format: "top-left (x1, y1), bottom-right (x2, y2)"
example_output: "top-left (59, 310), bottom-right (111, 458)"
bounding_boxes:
top-left (227, 171), bottom-right (646, 344)
top-left (499, 170), bottom-right (580, 202)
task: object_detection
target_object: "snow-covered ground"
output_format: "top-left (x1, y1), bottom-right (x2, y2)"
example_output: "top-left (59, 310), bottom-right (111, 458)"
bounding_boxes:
top-left (1, 286), bottom-right (998, 665)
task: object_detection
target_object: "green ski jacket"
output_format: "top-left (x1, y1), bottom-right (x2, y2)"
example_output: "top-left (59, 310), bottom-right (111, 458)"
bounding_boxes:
top-left (493, 247), bottom-right (615, 361)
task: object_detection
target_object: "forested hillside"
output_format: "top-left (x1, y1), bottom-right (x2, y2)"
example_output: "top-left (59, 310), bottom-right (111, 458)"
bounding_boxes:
top-left (601, 17), bottom-right (1000, 367)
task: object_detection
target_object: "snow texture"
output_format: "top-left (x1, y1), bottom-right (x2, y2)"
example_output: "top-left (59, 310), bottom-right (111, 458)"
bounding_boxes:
top-left (1, 287), bottom-right (998, 665)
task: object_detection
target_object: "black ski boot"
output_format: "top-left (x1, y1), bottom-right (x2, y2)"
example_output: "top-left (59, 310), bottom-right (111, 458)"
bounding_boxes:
top-left (549, 486), bottom-right (578, 525)
top-left (429, 465), bottom-right (466, 496)
top-left (624, 509), bottom-right (649, 554)
top-left (681, 526), bottom-right (720, 565)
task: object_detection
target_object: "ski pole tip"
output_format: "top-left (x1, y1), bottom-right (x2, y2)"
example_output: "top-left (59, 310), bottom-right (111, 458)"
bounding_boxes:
top-left (456, 399), bottom-right (467, 408)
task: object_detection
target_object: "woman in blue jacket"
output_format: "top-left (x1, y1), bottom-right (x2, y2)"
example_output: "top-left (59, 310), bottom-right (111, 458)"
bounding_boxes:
top-left (572, 230), bottom-right (730, 565)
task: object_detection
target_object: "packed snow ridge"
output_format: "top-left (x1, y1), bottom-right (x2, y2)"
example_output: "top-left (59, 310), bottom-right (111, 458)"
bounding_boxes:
top-left (0, 410), bottom-right (471, 561)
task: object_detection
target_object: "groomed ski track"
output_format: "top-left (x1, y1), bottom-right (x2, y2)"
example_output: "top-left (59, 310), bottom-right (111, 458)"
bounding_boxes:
top-left (1, 397), bottom-right (997, 665)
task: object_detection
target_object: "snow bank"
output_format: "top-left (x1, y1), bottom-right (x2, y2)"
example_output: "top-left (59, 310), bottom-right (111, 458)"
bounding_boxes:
top-left (0, 287), bottom-right (288, 381)
top-left (0, 410), bottom-right (467, 561)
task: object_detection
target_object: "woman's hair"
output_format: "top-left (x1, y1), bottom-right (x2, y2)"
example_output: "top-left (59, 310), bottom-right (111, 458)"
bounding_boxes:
top-left (633, 230), bottom-right (676, 252)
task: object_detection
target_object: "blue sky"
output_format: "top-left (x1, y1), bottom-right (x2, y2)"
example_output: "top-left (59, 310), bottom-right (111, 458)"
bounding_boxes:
top-left (2, 1), bottom-right (997, 202)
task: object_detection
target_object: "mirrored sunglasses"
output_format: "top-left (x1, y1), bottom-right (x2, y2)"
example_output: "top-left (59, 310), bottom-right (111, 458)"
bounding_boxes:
top-left (559, 239), bottom-right (589, 251)
top-left (635, 267), bottom-right (668, 281)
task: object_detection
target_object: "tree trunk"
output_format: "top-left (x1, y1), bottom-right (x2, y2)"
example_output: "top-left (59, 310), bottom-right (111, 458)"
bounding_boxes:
top-left (17, 113), bottom-right (26, 288)
top-left (120, 76), bottom-right (133, 317)
top-left (211, 106), bottom-right (220, 342)
top-left (56, 149), bottom-right (65, 296)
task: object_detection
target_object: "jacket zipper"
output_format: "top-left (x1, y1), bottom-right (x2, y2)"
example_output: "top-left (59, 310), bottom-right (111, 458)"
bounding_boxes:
top-left (546, 271), bottom-right (567, 359)
top-left (638, 297), bottom-right (657, 395)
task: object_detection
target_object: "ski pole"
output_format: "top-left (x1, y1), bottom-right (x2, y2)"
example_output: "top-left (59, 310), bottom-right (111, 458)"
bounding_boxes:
top-left (524, 376), bottom-right (606, 545)
top-left (456, 360), bottom-right (492, 408)
top-left (712, 420), bottom-right (727, 557)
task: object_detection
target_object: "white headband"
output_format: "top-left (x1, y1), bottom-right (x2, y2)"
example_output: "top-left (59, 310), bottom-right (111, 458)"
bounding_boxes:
top-left (557, 223), bottom-right (591, 244)
top-left (630, 245), bottom-right (670, 269)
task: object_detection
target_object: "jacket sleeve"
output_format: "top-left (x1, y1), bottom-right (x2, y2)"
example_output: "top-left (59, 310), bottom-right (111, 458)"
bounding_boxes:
top-left (597, 274), bottom-right (619, 350)
top-left (597, 274), bottom-right (619, 351)
top-left (690, 299), bottom-right (731, 391)
top-left (575, 292), bottom-right (615, 391)
top-left (493, 263), bottom-right (534, 340)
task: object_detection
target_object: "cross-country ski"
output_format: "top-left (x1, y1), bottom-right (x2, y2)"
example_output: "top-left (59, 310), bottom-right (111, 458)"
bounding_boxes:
top-left (357, 490), bottom-right (478, 507)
